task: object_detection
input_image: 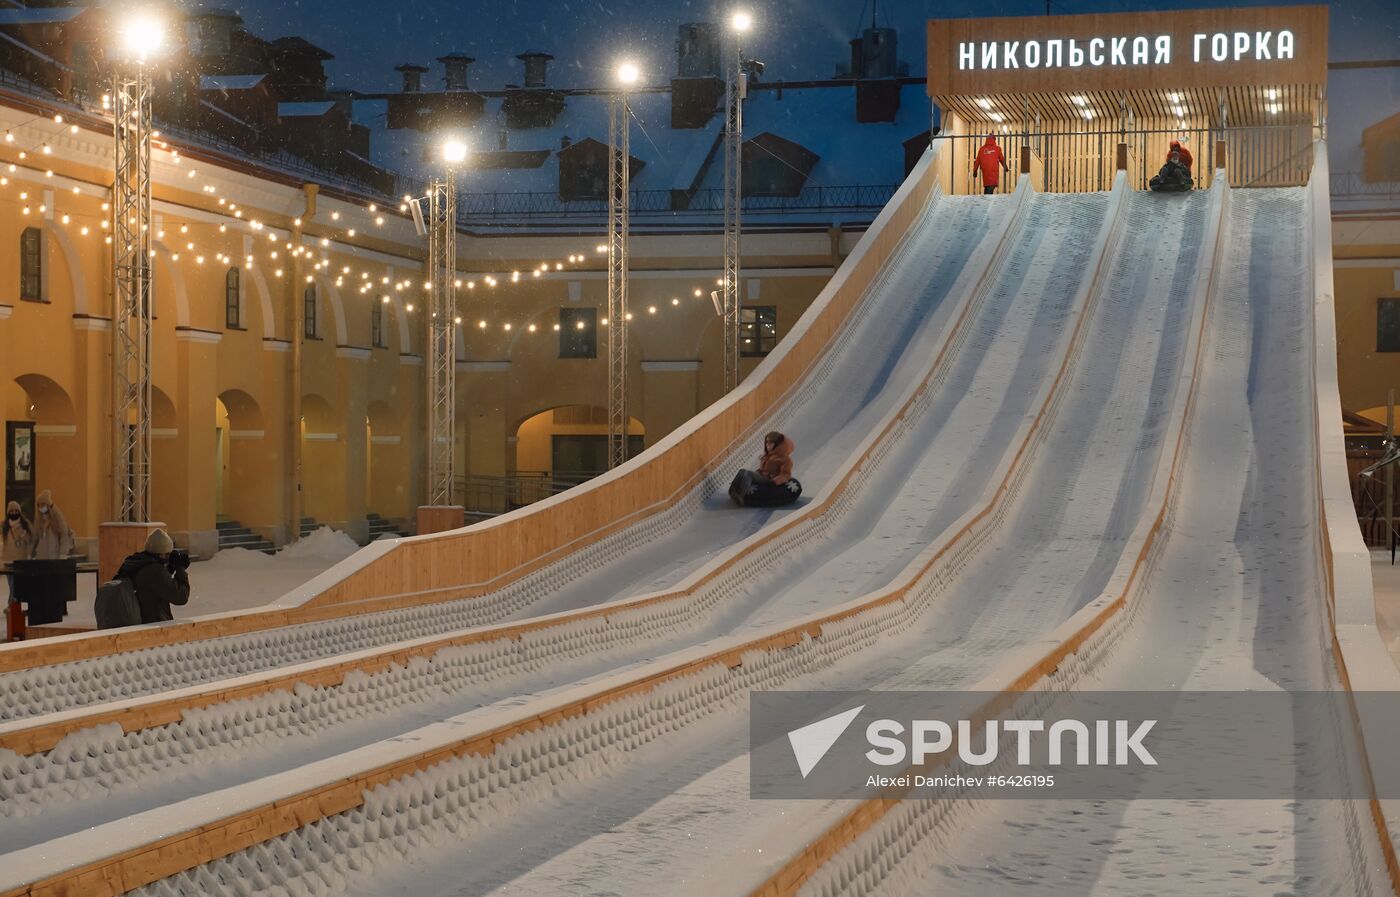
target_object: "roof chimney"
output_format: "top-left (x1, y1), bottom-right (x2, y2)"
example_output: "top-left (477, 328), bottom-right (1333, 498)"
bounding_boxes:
top-left (395, 63), bottom-right (428, 93)
top-left (676, 23), bottom-right (720, 78)
top-left (439, 53), bottom-right (475, 91)
top-left (517, 51), bottom-right (554, 88)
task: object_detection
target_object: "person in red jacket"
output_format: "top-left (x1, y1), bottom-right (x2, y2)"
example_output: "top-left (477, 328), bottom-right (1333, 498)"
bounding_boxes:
top-left (972, 134), bottom-right (1009, 195)
top-left (728, 431), bottom-right (801, 506)
top-left (1167, 139), bottom-right (1193, 172)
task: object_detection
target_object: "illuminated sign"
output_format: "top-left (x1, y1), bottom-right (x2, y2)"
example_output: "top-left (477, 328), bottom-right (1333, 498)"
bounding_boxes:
top-left (957, 30), bottom-right (1295, 71)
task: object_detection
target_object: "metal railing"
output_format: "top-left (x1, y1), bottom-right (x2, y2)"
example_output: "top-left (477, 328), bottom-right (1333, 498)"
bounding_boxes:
top-left (1331, 171), bottom-right (1400, 200)
top-left (456, 469), bottom-right (604, 515)
top-left (453, 183), bottom-right (900, 222)
top-left (936, 123), bottom-right (1316, 196)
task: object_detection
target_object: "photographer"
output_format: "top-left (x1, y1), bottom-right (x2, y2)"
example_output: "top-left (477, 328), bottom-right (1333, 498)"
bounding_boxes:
top-left (114, 529), bottom-right (190, 624)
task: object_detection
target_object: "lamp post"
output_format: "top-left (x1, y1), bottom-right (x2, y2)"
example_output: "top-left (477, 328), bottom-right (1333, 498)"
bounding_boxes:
top-left (607, 61), bottom-right (638, 470)
top-left (722, 11), bottom-right (752, 394)
top-left (100, 13), bottom-right (164, 580)
top-left (417, 137), bottom-right (467, 535)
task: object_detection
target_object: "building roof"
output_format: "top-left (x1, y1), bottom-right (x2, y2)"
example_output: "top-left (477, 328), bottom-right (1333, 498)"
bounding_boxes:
top-left (0, 8), bottom-right (88, 26)
top-left (271, 36), bottom-right (334, 59)
top-left (279, 101), bottom-right (337, 118)
top-left (357, 80), bottom-right (926, 224)
top-left (200, 74), bottom-right (269, 91)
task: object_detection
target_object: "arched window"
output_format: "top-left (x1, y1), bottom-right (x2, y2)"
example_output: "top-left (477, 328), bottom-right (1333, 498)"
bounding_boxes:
top-left (19, 227), bottom-right (42, 302)
top-left (224, 267), bottom-right (241, 329)
top-left (303, 283), bottom-right (318, 339)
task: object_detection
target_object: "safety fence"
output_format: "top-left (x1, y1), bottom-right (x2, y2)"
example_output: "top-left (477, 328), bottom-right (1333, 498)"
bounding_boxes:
top-left (936, 123), bottom-right (1315, 195)
top-left (453, 183), bottom-right (900, 222)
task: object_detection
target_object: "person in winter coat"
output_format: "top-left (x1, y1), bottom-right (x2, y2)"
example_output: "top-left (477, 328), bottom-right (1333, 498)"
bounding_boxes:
top-left (1166, 139), bottom-right (1193, 172)
top-left (31, 490), bottom-right (74, 560)
top-left (972, 134), bottom-right (1009, 195)
top-left (115, 528), bottom-right (190, 624)
top-left (3, 501), bottom-right (34, 595)
top-left (728, 431), bottom-right (798, 505)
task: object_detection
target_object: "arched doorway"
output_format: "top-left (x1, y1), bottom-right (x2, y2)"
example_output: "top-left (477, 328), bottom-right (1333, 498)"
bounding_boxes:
top-left (216, 389), bottom-right (263, 526)
top-left (514, 405), bottom-right (645, 487)
top-left (4, 374), bottom-right (76, 521)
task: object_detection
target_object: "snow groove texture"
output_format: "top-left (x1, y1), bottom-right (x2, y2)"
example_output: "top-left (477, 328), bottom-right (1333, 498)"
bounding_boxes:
top-left (126, 606), bottom-right (919, 897)
top-left (0, 195), bottom-right (1007, 823)
top-left (805, 188), bottom-right (1389, 897)
top-left (0, 193), bottom-right (969, 725)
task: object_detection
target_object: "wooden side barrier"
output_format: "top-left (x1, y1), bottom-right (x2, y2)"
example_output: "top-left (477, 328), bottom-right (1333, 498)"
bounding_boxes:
top-left (1308, 142), bottom-right (1400, 896)
top-left (0, 177), bottom-right (1130, 897)
top-left (0, 181), bottom-right (1033, 758)
top-left (742, 173), bottom-right (1233, 897)
top-left (0, 149), bottom-right (950, 676)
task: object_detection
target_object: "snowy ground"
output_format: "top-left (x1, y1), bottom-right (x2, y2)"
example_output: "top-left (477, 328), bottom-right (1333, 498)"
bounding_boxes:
top-left (0, 527), bottom-right (359, 628)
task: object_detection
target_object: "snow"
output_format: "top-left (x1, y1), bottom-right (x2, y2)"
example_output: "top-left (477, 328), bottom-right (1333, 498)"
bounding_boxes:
top-left (277, 101), bottom-right (337, 118)
top-left (199, 75), bottom-right (268, 91)
top-left (0, 526), bottom-right (359, 630)
top-left (803, 188), bottom-right (1391, 897)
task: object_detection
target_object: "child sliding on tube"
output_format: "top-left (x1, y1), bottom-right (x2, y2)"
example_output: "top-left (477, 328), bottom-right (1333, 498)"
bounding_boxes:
top-left (729, 431), bottom-right (802, 507)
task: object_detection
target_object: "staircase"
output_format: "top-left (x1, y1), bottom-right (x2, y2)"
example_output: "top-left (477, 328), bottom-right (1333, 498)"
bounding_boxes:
top-left (366, 513), bottom-right (402, 540)
top-left (215, 518), bottom-right (276, 554)
top-left (299, 516), bottom-right (318, 538)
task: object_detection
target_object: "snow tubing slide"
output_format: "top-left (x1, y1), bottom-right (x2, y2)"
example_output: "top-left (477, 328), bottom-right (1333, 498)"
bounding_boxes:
top-left (744, 147), bottom-right (1400, 897)
top-left (0, 175), bottom-right (1124, 897)
top-left (0, 144), bottom-right (952, 678)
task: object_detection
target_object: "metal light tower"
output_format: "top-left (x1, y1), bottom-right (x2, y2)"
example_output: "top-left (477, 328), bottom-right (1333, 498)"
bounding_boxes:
top-left (111, 16), bottom-right (163, 522)
top-left (425, 139), bottom-right (465, 506)
top-left (722, 11), bottom-right (752, 394)
top-left (607, 62), bottom-right (639, 470)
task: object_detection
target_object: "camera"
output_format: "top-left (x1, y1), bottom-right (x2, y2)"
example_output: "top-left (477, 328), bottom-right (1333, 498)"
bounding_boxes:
top-left (167, 549), bottom-right (191, 571)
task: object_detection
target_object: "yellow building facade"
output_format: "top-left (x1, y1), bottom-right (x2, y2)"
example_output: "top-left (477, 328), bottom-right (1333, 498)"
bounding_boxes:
top-left (0, 92), bottom-right (849, 557)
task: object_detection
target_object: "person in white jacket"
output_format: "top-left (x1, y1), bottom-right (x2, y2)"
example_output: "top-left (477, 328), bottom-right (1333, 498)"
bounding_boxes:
top-left (30, 490), bottom-right (75, 560)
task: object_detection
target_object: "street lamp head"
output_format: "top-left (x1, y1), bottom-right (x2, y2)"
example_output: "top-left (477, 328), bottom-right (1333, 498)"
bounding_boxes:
top-left (442, 138), bottom-right (468, 164)
top-left (120, 14), bottom-right (165, 62)
top-left (616, 61), bottom-right (640, 86)
top-left (731, 10), bottom-right (753, 32)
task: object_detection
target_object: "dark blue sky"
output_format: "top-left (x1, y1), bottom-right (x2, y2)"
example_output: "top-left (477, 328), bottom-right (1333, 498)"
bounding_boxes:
top-left (227, 0), bottom-right (1400, 93)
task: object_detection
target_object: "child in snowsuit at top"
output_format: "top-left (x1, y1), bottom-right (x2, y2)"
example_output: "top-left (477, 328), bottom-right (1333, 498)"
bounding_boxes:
top-left (972, 135), bottom-right (1009, 195)
top-left (728, 431), bottom-right (802, 507)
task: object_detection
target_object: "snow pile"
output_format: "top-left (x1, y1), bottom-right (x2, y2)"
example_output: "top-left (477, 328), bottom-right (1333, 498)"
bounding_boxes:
top-left (277, 527), bottom-right (359, 562)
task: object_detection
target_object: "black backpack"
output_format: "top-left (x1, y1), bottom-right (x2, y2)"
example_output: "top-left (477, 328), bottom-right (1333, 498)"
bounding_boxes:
top-left (94, 578), bottom-right (141, 629)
